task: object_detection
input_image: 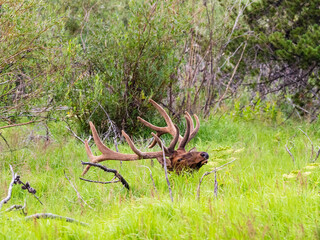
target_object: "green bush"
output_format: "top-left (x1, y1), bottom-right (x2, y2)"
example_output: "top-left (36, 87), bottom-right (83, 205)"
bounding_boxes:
top-left (228, 0), bottom-right (320, 119)
top-left (60, 0), bottom-right (194, 135)
top-left (0, 0), bottom-right (64, 125)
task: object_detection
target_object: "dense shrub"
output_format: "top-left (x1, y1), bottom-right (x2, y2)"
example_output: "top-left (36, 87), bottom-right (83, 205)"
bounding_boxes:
top-left (0, 0), bottom-right (64, 125)
top-left (229, 0), bottom-right (320, 120)
top-left (58, 0), bottom-right (194, 135)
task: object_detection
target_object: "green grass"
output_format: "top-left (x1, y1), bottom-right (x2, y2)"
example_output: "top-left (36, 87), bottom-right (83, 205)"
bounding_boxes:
top-left (1, 114), bottom-right (320, 239)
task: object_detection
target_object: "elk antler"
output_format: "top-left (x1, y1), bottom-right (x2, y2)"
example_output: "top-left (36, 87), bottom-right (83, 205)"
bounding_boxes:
top-left (137, 99), bottom-right (200, 148)
top-left (82, 121), bottom-right (179, 176)
top-left (82, 99), bottom-right (209, 176)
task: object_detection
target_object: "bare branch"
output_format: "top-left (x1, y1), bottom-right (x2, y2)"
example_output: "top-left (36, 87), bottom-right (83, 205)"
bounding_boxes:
top-left (285, 143), bottom-right (295, 164)
top-left (14, 175), bottom-right (43, 205)
top-left (213, 42), bottom-right (247, 114)
top-left (0, 80), bottom-right (9, 85)
top-left (299, 128), bottom-right (314, 161)
top-left (160, 139), bottom-right (173, 202)
top-left (0, 120), bottom-right (42, 130)
top-left (0, 132), bottom-right (12, 151)
top-left (65, 126), bottom-right (85, 144)
top-left (5, 200), bottom-right (26, 214)
top-left (313, 147), bottom-right (320, 163)
top-left (0, 165), bottom-right (16, 210)
top-left (80, 162), bottom-right (130, 190)
top-left (139, 165), bottom-right (158, 197)
top-left (214, 169), bottom-right (218, 198)
top-left (197, 159), bottom-right (237, 200)
top-left (64, 170), bottom-right (93, 209)
top-left (25, 213), bottom-right (88, 226)
top-left (79, 178), bottom-right (120, 184)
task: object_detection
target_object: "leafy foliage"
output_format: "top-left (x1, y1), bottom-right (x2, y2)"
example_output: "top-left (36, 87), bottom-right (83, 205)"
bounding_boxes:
top-left (54, 0), bottom-right (194, 135)
top-left (229, 0), bottom-right (320, 119)
top-left (0, 0), bottom-right (64, 125)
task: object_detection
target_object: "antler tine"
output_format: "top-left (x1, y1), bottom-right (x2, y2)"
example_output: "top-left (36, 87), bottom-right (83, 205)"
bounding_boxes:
top-left (82, 122), bottom-right (152, 176)
top-left (168, 124), bottom-right (180, 153)
top-left (82, 140), bottom-right (94, 176)
top-left (121, 130), bottom-right (144, 158)
top-left (151, 124), bottom-right (180, 154)
top-left (122, 130), bottom-right (177, 160)
top-left (184, 112), bottom-right (200, 142)
top-left (137, 99), bottom-right (182, 148)
top-left (149, 99), bottom-right (175, 128)
top-left (89, 122), bottom-right (115, 155)
top-left (178, 114), bottom-right (191, 150)
top-left (151, 133), bottom-right (169, 154)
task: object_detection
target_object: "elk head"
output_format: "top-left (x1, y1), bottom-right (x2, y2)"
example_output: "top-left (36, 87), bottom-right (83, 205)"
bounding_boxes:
top-left (82, 99), bottom-right (209, 176)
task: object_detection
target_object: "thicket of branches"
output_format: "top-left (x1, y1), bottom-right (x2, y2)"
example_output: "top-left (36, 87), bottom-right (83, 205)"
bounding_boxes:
top-left (0, 0), bottom-right (319, 135)
top-left (228, 0), bottom-right (320, 120)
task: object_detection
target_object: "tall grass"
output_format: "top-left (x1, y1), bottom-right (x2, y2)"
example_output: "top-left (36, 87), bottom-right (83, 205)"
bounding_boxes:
top-left (1, 114), bottom-right (320, 239)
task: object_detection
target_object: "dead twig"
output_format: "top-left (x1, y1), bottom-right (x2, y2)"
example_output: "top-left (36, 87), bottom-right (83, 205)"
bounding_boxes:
top-left (0, 165), bottom-right (16, 211)
top-left (285, 143), bottom-right (295, 164)
top-left (160, 139), bottom-right (173, 202)
top-left (212, 42), bottom-right (247, 115)
top-left (79, 178), bottom-right (120, 184)
top-left (0, 120), bottom-right (42, 130)
top-left (139, 165), bottom-right (158, 197)
top-left (97, 101), bottom-right (122, 166)
top-left (64, 120), bottom-right (92, 144)
top-left (80, 162), bottom-right (130, 190)
top-left (65, 126), bottom-right (85, 144)
top-left (0, 132), bottom-right (12, 151)
top-left (314, 147), bottom-right (320, 162)
top-left (197, 159), bottom-right (237, 200)
top-left (299, 128), bottom-right (314, 161)
top-left (25, 213), bottom-right (88, 226)
top-left (6, 200), bottom-right (26, 215)
top-left (214, 169), bottom-right (218, 198)
top-left (14, 175), bottom-right (43, 205)
top-left (64, 170), bottom-right (93, 209)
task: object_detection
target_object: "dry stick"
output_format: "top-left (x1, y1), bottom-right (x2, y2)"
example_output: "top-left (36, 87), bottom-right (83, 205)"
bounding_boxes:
top-left (0, 120), bottom-right (42, 130)
top-left (97, 102), bottom-right (120, 140)
top-left (80, 162), bottom-right (130, 190)
top-left (139, 165), bottom-right (158, 196)
top-left (0, 80), bottom-right (9, 85)
top-left (64, 170), bottom-right (93, 209)
top-left (6, 199), bottom-right (26, 213)
top-left (0, 165), bottom-right (16, 211)
top-left (25, 213), bottom-right (88, 226)
top-left (197, 159), bottom-right (237, 200)
top-left (0, 132), bottom-right (12, 151)
top-left (14, 176), bottom-right (43, 205)
top-left (285, 143), bottom-right (295, 164)
top-left (213, 42), bottom-right (247, 114)
top-left (160, 140), bottom-right (173, 202)
top-left (314, 147), bottom-right (320, 162)
top-left (298, 128), bottom-right (314, 161)
top-left (79, 178), bottom-right (120, 184)
top-left (214, 169), bottom-right (218, 198)
top-left (97, 102), bottom-right (121, 166)
top-left (65, 126), bottom-right (85, 144)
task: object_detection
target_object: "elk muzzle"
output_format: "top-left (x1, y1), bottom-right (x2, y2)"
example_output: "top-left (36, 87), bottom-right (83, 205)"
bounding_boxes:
top-left (170, 150), bottom-right (209, 172)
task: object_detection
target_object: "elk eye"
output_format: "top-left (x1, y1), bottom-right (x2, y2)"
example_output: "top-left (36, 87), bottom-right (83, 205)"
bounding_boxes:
top-left (177, 158), bottom-right (183, 162)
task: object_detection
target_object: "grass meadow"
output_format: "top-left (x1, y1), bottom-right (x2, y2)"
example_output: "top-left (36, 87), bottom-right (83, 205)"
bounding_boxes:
top-left (1, 114), bottom-right (320, 239)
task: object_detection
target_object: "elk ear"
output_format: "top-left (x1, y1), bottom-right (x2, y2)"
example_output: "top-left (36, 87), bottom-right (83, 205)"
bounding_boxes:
top-left (188, 147), bottom-right (197, 153)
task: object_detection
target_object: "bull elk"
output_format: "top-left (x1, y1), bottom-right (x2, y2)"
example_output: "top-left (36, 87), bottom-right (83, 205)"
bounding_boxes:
top-left (82, 99), bottom-right (209, 175)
